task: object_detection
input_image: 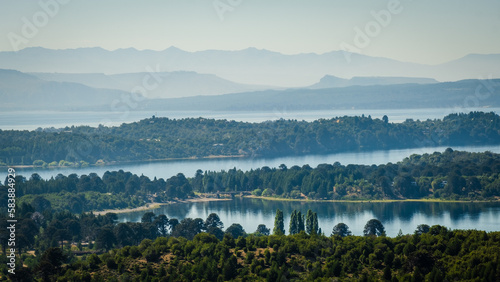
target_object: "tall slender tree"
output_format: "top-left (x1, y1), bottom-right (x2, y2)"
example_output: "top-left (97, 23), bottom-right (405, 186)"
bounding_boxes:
top-left (273, 209), bottom-right (285, 235)
top-left (298, 211), bottom-right (305, 233)
top-left (306, 209), bottom-right (319, 235)
top-left (289, 210), bottom-right (298, 235)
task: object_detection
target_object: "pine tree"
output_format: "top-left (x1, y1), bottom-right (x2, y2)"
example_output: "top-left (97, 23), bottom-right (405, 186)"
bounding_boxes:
top-left (312, 212), bottom-right (319, 235)
top-left (306, 209), bottom-right (319, 235)
top-left (397, 229), bottom-right (404, 237)
top-left (273, 209), bottom-right (285, 235)
top-left (289, 210), bottom-right (298, 235)
top-left (298, 211), bottom-right (305, 232)
top-left (332, 223), bottom-right (352, 237)
top-left (363, 219), bottom-right (385, 237)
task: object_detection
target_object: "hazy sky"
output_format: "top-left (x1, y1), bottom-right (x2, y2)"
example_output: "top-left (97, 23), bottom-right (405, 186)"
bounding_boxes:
top-left (1, 0), bottom-right (499, 64)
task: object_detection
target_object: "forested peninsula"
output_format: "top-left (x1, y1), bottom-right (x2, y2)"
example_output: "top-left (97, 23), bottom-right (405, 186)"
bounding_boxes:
top-left (3, 150), bottom-right (500, 215)
top-left (1, 111), bottom-right (499, 166)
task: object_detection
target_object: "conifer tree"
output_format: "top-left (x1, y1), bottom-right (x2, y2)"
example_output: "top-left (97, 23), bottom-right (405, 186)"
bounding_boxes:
top-left (273, 209), bottom-right (285, 235)
top-left (298, 211), bottom-right (304, 232)
top-left (289, 210), bottom-right (298, 235)
top-left (306, 209), bottom-right (319, 235)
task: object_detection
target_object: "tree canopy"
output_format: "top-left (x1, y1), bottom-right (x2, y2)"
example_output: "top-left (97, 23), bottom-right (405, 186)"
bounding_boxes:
top-left (1, 111), bottom-right (499, 166)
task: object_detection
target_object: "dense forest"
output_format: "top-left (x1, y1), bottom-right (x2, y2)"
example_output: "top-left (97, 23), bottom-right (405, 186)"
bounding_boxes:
top-left (1, 111), bottom-right (499, 166)
top-left (1, 169), bottom-right (192, 214)
top-left (3, 150), bottom-right (500, 216)
top-left (1, 204), bottom-right (499, 281)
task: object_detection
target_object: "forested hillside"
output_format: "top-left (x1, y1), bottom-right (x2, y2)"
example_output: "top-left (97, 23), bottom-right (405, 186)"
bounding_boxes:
top-left (1, 204), bottom-right (499, 281)
top-left (54, 229), bottom-right (500, 281)
top-left (1, 112), bottom-right (499, 166)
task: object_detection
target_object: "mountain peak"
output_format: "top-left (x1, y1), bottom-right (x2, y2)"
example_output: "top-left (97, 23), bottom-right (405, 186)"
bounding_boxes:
top-left (163, 46), bottom-right (184, 52)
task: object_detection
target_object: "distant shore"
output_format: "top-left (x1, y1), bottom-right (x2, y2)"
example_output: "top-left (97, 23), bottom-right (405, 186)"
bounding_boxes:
top-left (244, 195), bottom-right (500, 203)
top-left (93, 196), bottom-right (231, 215)
top-left (2, 154), bottom-right (247, 169)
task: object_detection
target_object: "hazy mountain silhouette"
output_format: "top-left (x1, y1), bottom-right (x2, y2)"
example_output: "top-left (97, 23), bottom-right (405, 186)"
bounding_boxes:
top-left (0, 69), bottom-right (131, 111)
top-left (31, 71), bottom-right (278, 99)
top-left (1, 47), bottom-right (499, 87)
top-left (2, 71), bottom-right (499, 113)
top-left (138, 79), bottom-right (500, 111)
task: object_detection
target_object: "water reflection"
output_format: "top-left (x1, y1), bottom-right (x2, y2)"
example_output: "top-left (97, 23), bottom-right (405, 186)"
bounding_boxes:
top-left (116, 198), bottom-right (500, 237)
top-left (5, 145), bottom-right (500, 182)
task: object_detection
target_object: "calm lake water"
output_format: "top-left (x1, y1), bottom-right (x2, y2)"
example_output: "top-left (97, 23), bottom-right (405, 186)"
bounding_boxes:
top-left (116, 197), bottom-right (500, 237)
top-left (5, 145), bottom-right (500, 182)
top-left (4, 145), bottom-right (498, 236)
top-left (3, 109), bottom-right (500, 235)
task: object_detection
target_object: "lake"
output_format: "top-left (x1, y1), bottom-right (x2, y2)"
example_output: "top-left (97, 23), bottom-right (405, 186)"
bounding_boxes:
top-left (2, 107), bottom-right (499, 130)
top-left (5, 144), bottom-right (500, 182)
top-left (116, 197), bottom-right (500, 237)
top-left (3, 109), bottom-right (500, 236)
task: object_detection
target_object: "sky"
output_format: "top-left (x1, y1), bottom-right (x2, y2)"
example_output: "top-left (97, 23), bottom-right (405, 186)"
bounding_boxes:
top-left (0, 0), bottom-right (499, 65)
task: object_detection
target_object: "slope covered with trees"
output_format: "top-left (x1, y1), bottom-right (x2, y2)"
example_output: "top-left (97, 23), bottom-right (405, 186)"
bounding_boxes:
top-left (2, 204), bottom-right (499, 281)
top-left (1, 111), bottom-right (499, 166)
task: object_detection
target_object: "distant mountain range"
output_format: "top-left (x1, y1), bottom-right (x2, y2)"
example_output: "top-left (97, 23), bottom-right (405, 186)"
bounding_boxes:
top-left (138, 79), bottom-right (500, 111)
top-left (31, 71), bottom-right (277, 99)
top-left (0, 69), bottom-right (128, 111)
top-left (2, 68), bottom-right (498, 112)
top-left (0, 47), bottom-right (499, 87)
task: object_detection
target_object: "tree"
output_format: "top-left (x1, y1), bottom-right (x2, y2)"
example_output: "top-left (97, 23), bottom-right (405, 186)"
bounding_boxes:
top-left (171, 218), bottom-right (204, 240)
top-left (168, 218), bottom-right (179, 233)
top-left (154, 214), bottom-right (169, 237)
top-left (363, 219), bottom-right (385, 236)
top-left (382, 115), bottom-right (389, 124)
top-left (141, 212), bottom-right (156, 223)
top-left (397, 229), bottom-right (404, 237)
top-left (255, 224), bottom-right (270, 236)
top-left (36, 247), bottom-right (66, 281)
top-left (306, 209), bottom-right (319, 235)
top-left (96, 227), bottom-right (116, 251)
top-left (289, 210), bottom-right (299, 235)
top-left (205, 213), bottom-right (224, 229)
top-left (114, 223), bottom-right (134, 247)
top-left (192, 169), bottom-right (204, 191)
top-left (414, 224), bottom-right (430, 235)
top-left (331, 223), bottom-right (352, 237)
top-left (298, 211), bottom-right (305, 232)
top-left (207, 226), bottom-right (225, 240)
top-left (225, 223), bottom-right (246, 238)
top-left (273, 209), bottom-right (285, 235)
top-left (289, 210), bottom-right (304, 235)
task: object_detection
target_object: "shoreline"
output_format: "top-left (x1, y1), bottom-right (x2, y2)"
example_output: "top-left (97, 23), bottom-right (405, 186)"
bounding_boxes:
top-left (244, 195), bottom-right (500, 203)
top-left (93, 197), bottom-right (231, 215)
top-left (4, 144), bottom-right (500, 170)
top-left (93, 195), bottom-right (500, 215)
top-left (3, 154), bottom-right (247, 169)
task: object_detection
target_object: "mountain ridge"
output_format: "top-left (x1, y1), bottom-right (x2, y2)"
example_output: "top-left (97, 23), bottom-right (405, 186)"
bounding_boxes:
top-left (2, 68), bottom-right (499, 112)
top-left (1, 47), bottom-right (498, 86)
top-left (30, 71), bottom-right (279, 99)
